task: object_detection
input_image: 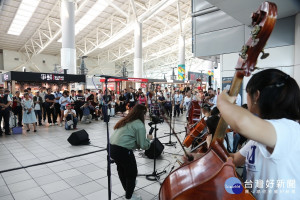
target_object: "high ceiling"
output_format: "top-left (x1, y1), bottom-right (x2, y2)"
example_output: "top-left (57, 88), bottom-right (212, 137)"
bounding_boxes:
top-left (0, 0), bottom-right (299, 77)
top-left (0, 0), bottom-right (192, 75)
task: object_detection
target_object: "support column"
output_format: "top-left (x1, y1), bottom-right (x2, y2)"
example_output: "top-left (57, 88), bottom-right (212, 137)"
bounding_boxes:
top-left (294, 13), bottom-right (300, 86)
top-left (60, 0), bottom-right (76, 74)
top-left (178, 35), bottom-right (185, 80)
top-left (134, 22), bottom-right (142, 88)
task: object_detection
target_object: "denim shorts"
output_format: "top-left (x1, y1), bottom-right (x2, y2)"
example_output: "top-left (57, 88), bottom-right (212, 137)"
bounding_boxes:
top-left (60, 105), bottom-right (66, 110)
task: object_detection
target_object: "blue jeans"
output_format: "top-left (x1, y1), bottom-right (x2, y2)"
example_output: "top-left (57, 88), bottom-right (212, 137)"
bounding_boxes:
top-left (35, 110), bottom-right (42, 125)
top-left (65, 117), bottom-right (78, 130)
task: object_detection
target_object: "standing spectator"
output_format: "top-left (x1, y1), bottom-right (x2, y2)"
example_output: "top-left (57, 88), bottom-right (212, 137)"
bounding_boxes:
top-left (173, 90), bottom-right (182, 117)
top-left (81, 102), bottom-right (93, 123)
top-left (59, 91), bottom-right (71, 126)
top-left (84, 89), bottom-right (91, 101)
top-left (69, 90), bottom-right (76, 107)
top-left (128, 87), bottom-right (136, 109)
top-left (75, 90), bottom-right (85, 121)
top-left (146, 90), bottom-right (154, 110)
top-left (64, 104), bottom-right (77, 130)
top-left (179, 91), bottom-right (184, 114)
top-left (22, 93), bottom-right (37, 132)
top-left (138, 92), bottom-right (147, 106)
top-left (45, 88), bottom-right (56, 126)
top-left (123, 89), bottom-right (129, 103)
top-left (0, 88), bottom-right (12, 135)
top-left (27, 88), bottom-right (34, 99)
top-left (12, 91), bottom-right (22, 127)
top-left (164, 87), bottom-right (169, 98)
top-left (119, 92), bottom-right (126, 117)
top-left (103, 90), bottom-right (112, 109)
top-left (164, 93), bottom-right (172, 117)
top-left (33, 91), bottom-right (43, 126)
top-left (183, 91), bottom-right (192, 112)
top-left (53, 88), bottom-right (62, 124)
top-left (39, 87), bottom-right (47, 122)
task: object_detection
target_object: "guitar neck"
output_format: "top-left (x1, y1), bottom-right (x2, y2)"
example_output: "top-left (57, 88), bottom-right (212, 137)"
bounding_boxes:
top-left (212, 72), bottom-right (244, 142)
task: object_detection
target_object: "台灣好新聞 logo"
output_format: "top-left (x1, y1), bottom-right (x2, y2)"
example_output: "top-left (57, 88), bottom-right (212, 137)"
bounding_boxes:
top-left (224, 177), bottom-right (243, 194)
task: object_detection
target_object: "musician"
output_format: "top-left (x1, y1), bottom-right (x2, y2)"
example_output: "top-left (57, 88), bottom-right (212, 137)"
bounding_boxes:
top-left (205, 115), bottom-right (228, 149)
top-left (110, 104), bottom-right (152, 200)
top-left (205, 88), bottom-right (217, 108)
top-left (218, 69), bottom-right (300, 199)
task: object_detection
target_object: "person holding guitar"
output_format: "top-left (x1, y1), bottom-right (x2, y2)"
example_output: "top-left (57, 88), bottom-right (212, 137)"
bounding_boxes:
top-left (218, 69), bottom-right (300, 199)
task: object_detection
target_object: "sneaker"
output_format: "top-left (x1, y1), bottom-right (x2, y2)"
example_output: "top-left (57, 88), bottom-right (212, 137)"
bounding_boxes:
top-left (49, 123), bottom-right (53, 126)
top-left (54, 122), bottom-right (58, 125)
top-left (59, 123), bottom-right (62, 127)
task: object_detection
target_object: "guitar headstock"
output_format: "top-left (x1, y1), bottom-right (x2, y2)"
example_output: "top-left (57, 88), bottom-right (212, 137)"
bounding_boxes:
top-left (236, 2), bottom-right (277, 77)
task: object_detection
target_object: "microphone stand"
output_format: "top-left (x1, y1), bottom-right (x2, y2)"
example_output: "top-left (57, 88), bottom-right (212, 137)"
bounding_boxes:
top-left (95, 75), bottom-right (127, 200)
top-left (143, 123), bottom-right (167, 182)
top-left (139, 86), bottom-right (166, 182)
top-left (163, 89), bottom-right (177, 148)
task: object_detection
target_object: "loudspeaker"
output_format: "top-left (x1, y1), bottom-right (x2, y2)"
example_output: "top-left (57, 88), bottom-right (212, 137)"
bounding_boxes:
top-left (145, 138), bottom-right (164, 159)
top-left (208, 76), bottom-right (212, 86)
top-left (68, 129), bottom-right (90, 145)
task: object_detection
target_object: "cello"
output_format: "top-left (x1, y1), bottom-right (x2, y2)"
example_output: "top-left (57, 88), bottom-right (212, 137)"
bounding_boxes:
top-left (159, 2), bottom-right (277, 199)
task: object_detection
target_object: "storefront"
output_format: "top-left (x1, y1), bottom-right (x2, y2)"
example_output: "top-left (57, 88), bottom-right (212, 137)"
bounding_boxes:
top-left (2, 71), bottom-right (86, 94)
top-left (99, 77), bottom-right (153, 94)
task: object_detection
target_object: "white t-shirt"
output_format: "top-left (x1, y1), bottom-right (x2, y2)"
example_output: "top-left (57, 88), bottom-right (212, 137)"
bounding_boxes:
top-left (84, 93), bottom-right (91, 101)
top-left (64, 109), bottom-right (76, 116)
top-left (235, 93), bottom-right (242, 106)
top-left (39, 92), bottom-right (46, 102)
top-left (183, 96), bottom-right (191, 107)
top-left (209, 95), bottom-right (217, 109)
top-left (6, 95), bottom-right (12, 102)
top-left (239, 118), bottom-right (300, 200)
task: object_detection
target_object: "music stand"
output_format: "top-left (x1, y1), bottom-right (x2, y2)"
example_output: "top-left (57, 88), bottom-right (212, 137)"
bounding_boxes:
top-left (94, 75), bottom-right (128, 200)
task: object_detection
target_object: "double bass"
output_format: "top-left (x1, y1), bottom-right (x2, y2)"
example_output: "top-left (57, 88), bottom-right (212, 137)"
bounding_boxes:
top-left (187, 78), bottom-right (203, 131)
top-left (160, 2), bottom-right (277, 199)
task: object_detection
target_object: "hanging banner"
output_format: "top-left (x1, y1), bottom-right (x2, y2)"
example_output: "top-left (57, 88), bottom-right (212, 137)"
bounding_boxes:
top-left (178, 64), bottom-right (185, 80)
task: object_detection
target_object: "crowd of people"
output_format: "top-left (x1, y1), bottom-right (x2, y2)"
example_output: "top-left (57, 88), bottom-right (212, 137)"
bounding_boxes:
top-left (0, 85), bottom-right (224, 136)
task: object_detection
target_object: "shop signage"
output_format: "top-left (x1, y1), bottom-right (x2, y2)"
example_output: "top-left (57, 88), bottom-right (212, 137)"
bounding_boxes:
top-left (100, 77), bottom-right (148, 83)
top-left (41, 74), bottom-right (64, 81)
top-left (2, 71), bottom-right (85, 83)
top-left (3, 74), bottom-right (9, 81)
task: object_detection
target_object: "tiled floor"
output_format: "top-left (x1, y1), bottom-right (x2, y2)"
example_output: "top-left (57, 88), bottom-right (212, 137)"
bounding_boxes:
top-left (0, 114), bottom-right (187, 200)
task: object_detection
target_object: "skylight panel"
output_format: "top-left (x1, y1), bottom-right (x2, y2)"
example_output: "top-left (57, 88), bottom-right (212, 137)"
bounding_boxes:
top-left (7, 0), bottom-right (40, 36)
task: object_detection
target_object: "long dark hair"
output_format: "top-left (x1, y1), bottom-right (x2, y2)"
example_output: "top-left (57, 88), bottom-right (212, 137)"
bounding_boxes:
top-left (206, 115), bottom-right (220, 137)
top-left (114, 104), bottom-right (147, 129)
top-left (246, 69), bottom-right (300, 120)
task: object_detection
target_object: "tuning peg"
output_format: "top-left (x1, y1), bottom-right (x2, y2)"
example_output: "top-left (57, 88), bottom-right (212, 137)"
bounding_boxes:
top-left (239, 45), bottom-right (249, 60)
top-left (251, 25), bottom-right (261, 40)
top-left (260, 50), bottom-right (269, 59)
